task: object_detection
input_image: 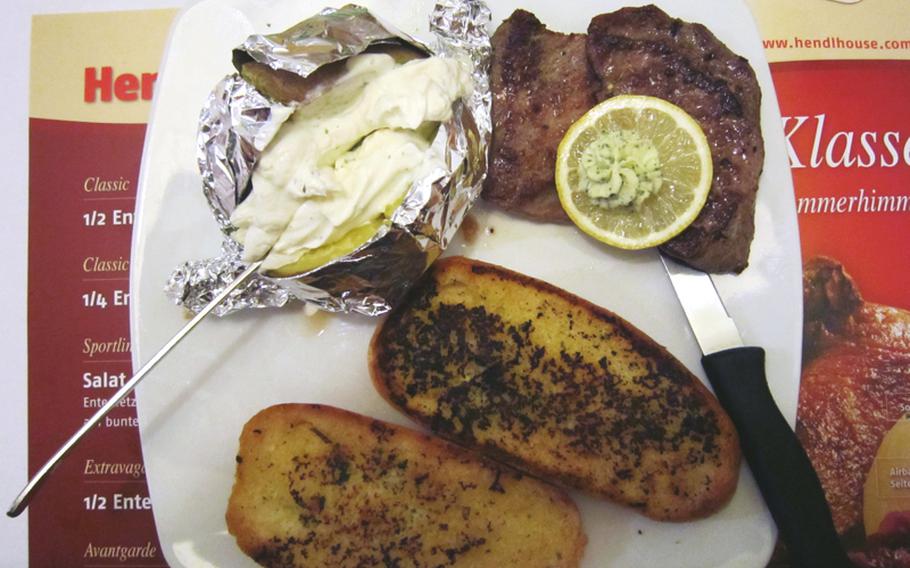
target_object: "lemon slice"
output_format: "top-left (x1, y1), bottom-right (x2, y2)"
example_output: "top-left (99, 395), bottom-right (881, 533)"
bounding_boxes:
top-left (555, 95), bottom-right (713, 250)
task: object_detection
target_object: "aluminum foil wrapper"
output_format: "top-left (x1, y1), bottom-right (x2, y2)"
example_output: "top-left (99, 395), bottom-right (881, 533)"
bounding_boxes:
top-left (167, 1), bottom-right (492, 316)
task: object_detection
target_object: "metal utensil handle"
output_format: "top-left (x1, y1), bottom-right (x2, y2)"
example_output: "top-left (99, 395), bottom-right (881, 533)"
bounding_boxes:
top-left (6, 260), bottom-right (263, 518)
top-left (702, 346), bottom-right (852, 568)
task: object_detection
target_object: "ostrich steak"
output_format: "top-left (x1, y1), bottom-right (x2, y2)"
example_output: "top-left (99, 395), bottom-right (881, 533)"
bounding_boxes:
top-left (586, 6), bottom-right (764, 273)
top-left (483, 9), bottom-right (599, 223)
top-left (484, 6), bottom-right (764, 273)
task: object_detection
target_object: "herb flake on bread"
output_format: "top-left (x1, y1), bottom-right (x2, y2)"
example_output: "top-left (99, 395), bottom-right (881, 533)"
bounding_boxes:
top-left (227, 403), bottom-right (586, 567)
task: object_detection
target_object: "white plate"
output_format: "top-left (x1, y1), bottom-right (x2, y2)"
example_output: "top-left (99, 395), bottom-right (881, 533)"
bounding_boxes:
top-left (131, 0), bottom-right (800, 566)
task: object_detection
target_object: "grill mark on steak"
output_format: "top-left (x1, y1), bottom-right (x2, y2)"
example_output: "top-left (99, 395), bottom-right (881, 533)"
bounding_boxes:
top-left (483, 10), bottom-right (600, 222)
top-left (485, 6), bottom-right (763, 273)
top-left (587, 5), bottom-right (764, 273)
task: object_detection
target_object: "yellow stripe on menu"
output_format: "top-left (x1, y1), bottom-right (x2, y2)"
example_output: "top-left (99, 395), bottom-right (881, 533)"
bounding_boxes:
top-left (746, 0), bottom-right (910, 62)
top-left (30, 9), bottom-right (178, 124)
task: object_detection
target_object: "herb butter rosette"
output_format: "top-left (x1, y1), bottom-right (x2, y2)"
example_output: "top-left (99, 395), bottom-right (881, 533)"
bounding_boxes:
top-left (167, 1), bottom-right (491, 316)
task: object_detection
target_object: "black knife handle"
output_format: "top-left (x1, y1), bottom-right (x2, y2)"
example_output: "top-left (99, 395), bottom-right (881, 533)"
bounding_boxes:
top-left (702, 347), bottom-right (852, 568)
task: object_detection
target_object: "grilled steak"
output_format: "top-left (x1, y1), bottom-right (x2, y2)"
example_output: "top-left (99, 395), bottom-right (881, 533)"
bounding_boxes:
top-left (483, 10), bottom-right (600, 222)
top-left (587, 5), bottom-right (764, 273)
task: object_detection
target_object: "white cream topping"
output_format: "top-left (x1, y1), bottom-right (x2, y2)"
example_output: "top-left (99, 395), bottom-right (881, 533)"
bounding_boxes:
top-left (229, 52), bottom-right (473, 271)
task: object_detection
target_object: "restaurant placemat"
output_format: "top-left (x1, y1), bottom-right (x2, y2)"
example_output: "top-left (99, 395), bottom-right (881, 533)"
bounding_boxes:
top-left (24, 1), bottom-right (910, 566)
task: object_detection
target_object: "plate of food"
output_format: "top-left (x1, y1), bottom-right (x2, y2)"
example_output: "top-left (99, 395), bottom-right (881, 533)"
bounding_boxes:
top-left (131, 0), bottom-right (800, 566)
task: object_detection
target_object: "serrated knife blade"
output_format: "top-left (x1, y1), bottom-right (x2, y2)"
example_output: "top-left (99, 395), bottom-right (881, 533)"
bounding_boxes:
top-left (659, 253), bottom-right (850, 568)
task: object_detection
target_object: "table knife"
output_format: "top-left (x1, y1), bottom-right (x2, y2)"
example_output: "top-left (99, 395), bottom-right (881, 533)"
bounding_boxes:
top-left (660, 255), bottom-right (852, 568)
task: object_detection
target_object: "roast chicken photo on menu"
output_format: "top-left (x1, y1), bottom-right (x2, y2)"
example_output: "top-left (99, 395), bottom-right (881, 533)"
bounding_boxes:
top-left (796, 257), bottom-right (910, 567)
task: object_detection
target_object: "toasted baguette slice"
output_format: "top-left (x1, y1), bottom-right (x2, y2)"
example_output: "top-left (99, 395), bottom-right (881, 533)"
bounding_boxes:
top-left (370, 256), bottom-right (741, 521)
top-left (227, 404), bottom-right (586, 567)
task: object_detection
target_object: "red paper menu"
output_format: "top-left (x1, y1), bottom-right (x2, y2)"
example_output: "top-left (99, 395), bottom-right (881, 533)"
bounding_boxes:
top-left (28, 9), bottom-right (176, 567)
top-left (747, 0), bottom-right (910, 564)
top-left (774, 59), bottom-right (910, 304)
top-left (772, 59), bottom-right (910, 565)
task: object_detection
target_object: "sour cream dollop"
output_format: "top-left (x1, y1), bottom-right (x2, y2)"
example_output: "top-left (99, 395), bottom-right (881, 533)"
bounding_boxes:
top-left (229, 52), bottom-right (473, 274)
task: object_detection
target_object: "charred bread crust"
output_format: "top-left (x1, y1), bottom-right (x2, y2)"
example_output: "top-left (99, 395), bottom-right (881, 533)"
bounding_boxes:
top-left (370, 256), bottom-right (741, 521)
top-left (227, 403), bottom-right (586, 567)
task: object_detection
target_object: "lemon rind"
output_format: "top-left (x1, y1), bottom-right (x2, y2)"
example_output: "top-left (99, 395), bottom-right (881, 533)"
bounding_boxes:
top-left (555, 95), bottom-right (713, 250)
